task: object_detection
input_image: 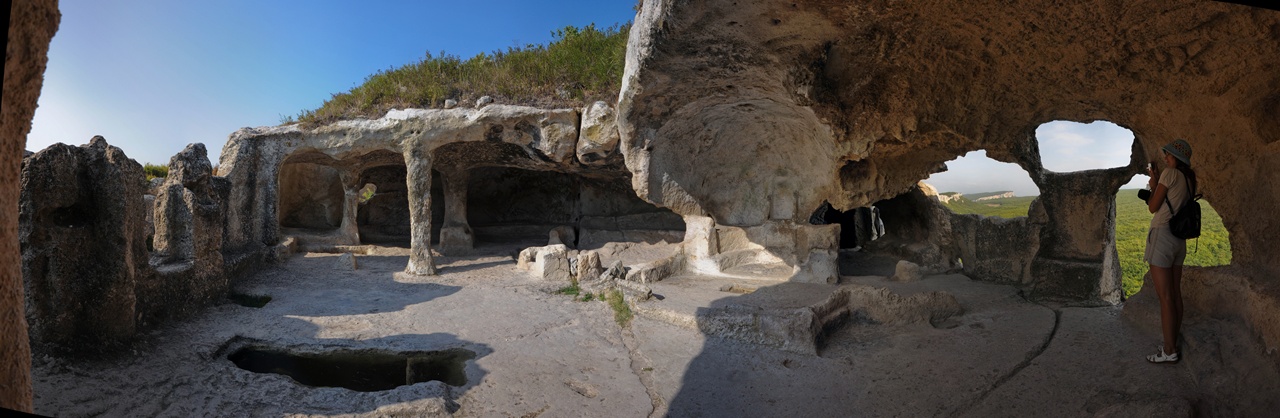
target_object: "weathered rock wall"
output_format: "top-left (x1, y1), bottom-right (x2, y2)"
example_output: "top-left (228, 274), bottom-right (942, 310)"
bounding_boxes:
top-left (949, 213), bottom-right (1042, 286)
top-left (20, 138), bottom-right (149, 350)
top-left (3, 2), bottom-right (60, 409)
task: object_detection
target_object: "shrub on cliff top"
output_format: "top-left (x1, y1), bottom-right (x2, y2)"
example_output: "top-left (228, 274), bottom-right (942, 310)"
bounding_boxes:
top-left (292, 23), bottom-right (629, 126)
top-left (143, 163), bottom-right (168, 181)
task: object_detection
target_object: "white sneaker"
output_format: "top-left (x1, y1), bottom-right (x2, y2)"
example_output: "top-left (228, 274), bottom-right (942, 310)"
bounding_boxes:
top-left (1147, 349), bottom-right (1179, 364)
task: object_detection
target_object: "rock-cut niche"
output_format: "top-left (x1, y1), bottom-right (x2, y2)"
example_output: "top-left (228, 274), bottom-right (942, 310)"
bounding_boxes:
top-left (278, 160), bottom-right (343, 231)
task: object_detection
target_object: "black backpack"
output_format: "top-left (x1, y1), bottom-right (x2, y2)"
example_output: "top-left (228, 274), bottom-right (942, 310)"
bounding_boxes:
top-left (1164, 171), bottom-right (1201, 240)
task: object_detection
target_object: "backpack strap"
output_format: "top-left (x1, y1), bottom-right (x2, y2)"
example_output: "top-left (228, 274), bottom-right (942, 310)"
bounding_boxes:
top-left (1162, 169), bottom-right (1195, 215)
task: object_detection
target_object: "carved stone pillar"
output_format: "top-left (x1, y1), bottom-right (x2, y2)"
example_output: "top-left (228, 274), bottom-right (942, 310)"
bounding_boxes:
top-left (403, 144), bottom-right (436, 275)
top-left (439, 169), bottom-right (473, 253)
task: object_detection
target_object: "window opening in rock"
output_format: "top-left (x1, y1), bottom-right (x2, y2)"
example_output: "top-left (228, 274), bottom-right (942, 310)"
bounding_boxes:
top-left (355, 165), bottom-right (413, 245)
top-left (1036, 120), bottom-right (1138, 174)
top-left (228, 346), bottom-right (475, 391)
top-left (925, 150), bottom-right (1039, 219)
top-left (278, 162), bottom-right (344, 231)
top-left (1116, 182), bottom-right (1232, 298)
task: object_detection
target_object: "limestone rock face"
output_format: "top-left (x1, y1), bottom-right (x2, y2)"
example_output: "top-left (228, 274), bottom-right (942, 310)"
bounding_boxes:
top-left (19, 137), bottom-right (149, 351)
top-left (3, 0), bottom-right (60, 409)
top-left (576, 101), bottom-right (621, 165)
top-left (548, 225), bottom-right (576, 248)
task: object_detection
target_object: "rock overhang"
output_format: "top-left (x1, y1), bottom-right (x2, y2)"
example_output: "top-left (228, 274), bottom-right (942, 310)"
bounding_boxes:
top-left (618, 0), bottom-right (1280, 277)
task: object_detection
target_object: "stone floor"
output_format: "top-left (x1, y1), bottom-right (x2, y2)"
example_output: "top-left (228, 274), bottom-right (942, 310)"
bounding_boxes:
top-left (30, 246), bottom-right (1280, 417)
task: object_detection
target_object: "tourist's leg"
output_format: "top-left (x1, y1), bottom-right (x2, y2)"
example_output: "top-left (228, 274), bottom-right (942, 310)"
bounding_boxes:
top-left (1150, 264), bottom-right (1177, 355)
top-left (1171, 264), bottom-right (1184, 348)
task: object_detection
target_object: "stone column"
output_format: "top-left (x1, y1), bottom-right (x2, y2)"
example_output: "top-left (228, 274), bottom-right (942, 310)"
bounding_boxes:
top-left (1027, 169), bottom-right (1127, 305)
top-left (337, 168), bottom-right (361, 245)
top-left (403, 144), bottom-right (436, 275)
top-left (681, 215), bottom-right (721, 274)
top-left (439, 169), bottom-right (474, 253)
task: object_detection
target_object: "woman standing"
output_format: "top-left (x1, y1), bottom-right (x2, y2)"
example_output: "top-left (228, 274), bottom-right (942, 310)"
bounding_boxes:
top-left (1143, 139), bottom-right (1195, 364)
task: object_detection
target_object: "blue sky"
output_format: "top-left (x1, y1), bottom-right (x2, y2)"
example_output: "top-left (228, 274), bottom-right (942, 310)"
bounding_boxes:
top-left (28, 1), bottom-right (1142, 194)
top-left (28, 0), bottom-right (637, 165)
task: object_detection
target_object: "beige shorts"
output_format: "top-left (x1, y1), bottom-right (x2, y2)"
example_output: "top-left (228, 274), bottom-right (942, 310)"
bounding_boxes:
top-left (1144, 226), bottom-right (1187, 268)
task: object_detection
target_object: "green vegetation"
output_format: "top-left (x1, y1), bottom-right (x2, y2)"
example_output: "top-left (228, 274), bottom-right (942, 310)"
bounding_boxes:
top-left (605, 289), bottom-right (633, 327)
top-left (143, 163), bottom-right (168, 181)
top-left (944, 195), bottom-right (1039, 219)
top-left (554, 280), bottom-right (597, 302)
top-left (941, 190), bottom-right (1231, 298)
top-left (291, 24), bottom-right (629, 126)
top-left (555, 282), bottom-right (582, 297)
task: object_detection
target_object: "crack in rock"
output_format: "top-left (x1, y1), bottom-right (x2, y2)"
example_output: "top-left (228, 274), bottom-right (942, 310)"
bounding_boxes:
top-left (952, 303), bottom-right (1061, 416)
top-left (619, 325), bottom-right (664, 418)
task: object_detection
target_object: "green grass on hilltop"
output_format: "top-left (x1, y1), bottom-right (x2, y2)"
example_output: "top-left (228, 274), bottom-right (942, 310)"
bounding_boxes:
top-left (292, 24), bottom-right (629, 126)
top-left (942, 190), bottom-right (1231, 298)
